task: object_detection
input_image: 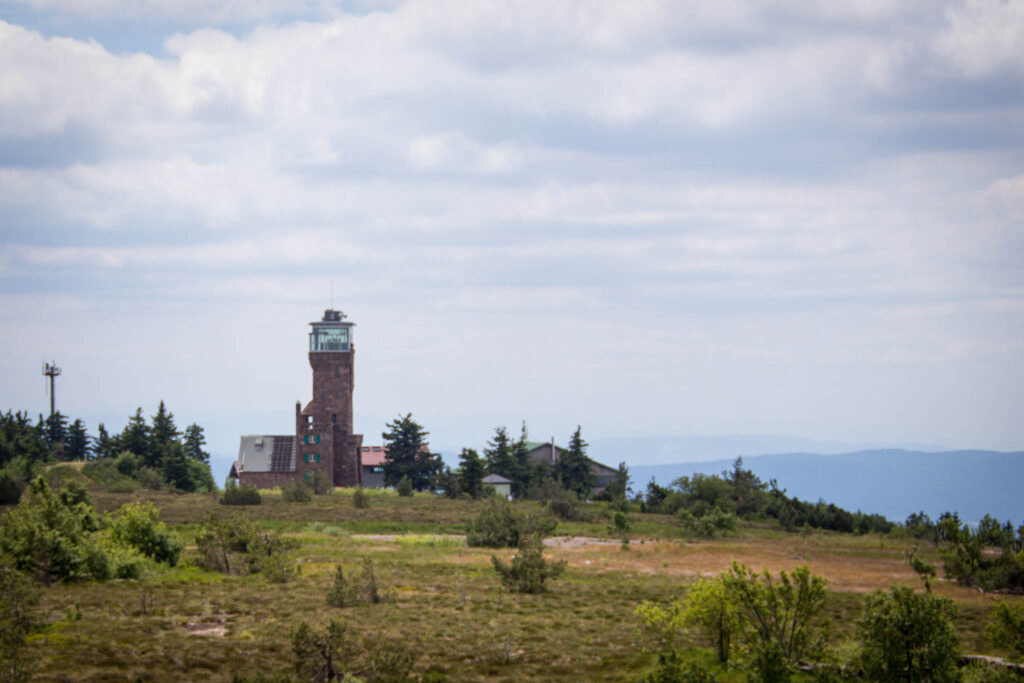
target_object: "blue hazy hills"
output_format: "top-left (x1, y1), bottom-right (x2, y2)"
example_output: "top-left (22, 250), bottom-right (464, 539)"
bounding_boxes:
top-left (629, 449), bottom-right (1024, 525)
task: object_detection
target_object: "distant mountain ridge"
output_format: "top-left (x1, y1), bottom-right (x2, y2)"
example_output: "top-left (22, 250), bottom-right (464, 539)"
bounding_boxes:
top-left (630, 449), bottom-right (1024, 525)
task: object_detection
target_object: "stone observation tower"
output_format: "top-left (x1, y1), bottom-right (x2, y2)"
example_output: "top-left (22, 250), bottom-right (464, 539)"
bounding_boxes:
top-left (296, 309), bottom-right (363, 486)
top-left (232, 309), bottom-right (363, 488)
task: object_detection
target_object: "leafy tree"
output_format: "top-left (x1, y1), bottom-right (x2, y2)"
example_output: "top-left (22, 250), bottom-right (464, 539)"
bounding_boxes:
top-left (554, 426), bottom-right (593, 499)
top-left (42, 411), bottom-right (67, 451)
top-left (64, 419), bottom-right (90, 461)
top-left (724, 457), bottom-right (768, 518)
top-left (855, 585), bottom-right (959, 683)
top-left (457, 447), bottom-right (485, 499)
top-left (905, 511), bottom-right (936, 540)
top-left (683, 576), bottom-right (744, 663)
top-left (0, 411), bottom-right (47, 470)
top-left (158, 441), bottom-right (193, 492)
top-left (183, 423), bottom-right (210, 464)
top-left (722, 562), bottom-right (829, 667)
top-left (381, 413), bottom-right (438, 491)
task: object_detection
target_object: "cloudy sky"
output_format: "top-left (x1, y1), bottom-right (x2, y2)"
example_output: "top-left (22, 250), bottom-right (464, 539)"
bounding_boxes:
top-left (1, 0), bottom-right (1022, 460)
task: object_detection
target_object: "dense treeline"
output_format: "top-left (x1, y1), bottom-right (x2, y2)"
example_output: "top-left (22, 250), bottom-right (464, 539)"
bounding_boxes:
top-left (0, 401), bottom-right (214, 502)
top-left (383, 414), bottom-right (609, 502)
top-left (636, 457), bottom-right (895, 535)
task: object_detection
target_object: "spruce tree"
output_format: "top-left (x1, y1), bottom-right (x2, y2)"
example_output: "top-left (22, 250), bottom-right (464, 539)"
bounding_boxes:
top-left (94, 423), bottom-right (118, 460)
top-left (382, 414), bottom-right (437, 491)
top-left (120, 408), bottom-right (151, 466)
top-left (150, 401), bottom-right (179, 451)
top-left (183, 424), bottom-right (209, 463)
top-left (457, 448), bottom-right (485, 499)
top-left (66, 419), bottom-right (91, 461)
top-left (554, 426), bottom-right (594, 499)
top-left (484, 426), bottom-right (516, 481)
top-left (511, 422), bottom-right (531, 499)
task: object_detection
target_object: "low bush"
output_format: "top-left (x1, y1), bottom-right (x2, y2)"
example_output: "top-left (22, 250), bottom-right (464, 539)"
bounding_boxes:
top-left (466, 498), bottom-right (557, 548)
top-left (326, 557), bottom-right (382, 607)
top-left (0, 557), bottom-right (41, 682)
top-left (678, 508), bottom-right (738, 539)
top-left (396, 475), bottom-right (414, 497)
top-left (0, 472), bottom-right (24, 504)
top-left (107, 501), bottom-right (182, 566)
top-left (309, 469), bottom-right (332, 495)
top-left (194, 513), bottom-right (298, 580)
top-left (352, 487), bottom-right (369, 509)
top-left (491, 534), bottom-right (566, 593)
top-left (987, 601), bottom-right (1024, 661)
top-left (280, 480), bottom-right (313, 503)
top-left (221, 479), bottom-right (261, 506)
top-left (0, 477), bottom-right (105, 583)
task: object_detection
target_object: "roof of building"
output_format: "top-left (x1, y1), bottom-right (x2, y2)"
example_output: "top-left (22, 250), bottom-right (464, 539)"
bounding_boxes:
top-left (237, 435), bottom-right (295, 473)
top-left (360, 445), bottom-right (387, 466)
top-left (482, 473), bottom-right (513, 484)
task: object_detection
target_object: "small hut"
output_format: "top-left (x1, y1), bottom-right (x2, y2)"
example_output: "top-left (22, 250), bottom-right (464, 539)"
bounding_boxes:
top-left (481, 473), bottom-right (513, 499)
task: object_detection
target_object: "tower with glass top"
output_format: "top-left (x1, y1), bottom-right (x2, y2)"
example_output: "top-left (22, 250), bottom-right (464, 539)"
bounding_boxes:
top-left (295, 309), bottom-right (363, 487)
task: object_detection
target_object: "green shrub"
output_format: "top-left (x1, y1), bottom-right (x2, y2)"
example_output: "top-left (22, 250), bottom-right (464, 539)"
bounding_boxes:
top-left (220, 479), bottom-right (261, 505)
top-left (194, 513), bottom-right (297, 581)
top-left (961, 662), bottom-right (1023, 683)
top-left (490, 534), bottom-right (566, 593)
top-left (466, 498), bottom-right (557, 548)
top-left (137, 466), bottom-right (164, 491)
top-left (326, 557), bottom-right (381, 607)
top-left (309, 469), bottom-right (332, 495)
top-left (281, 480), bottom-right (313, 503)
top-left (291, 620), bottom-right (359, 683)
top-left (107, 501), bottom-right (182, 565)
top-left (115, 451), bottom-right (141, 478)
top-left (987, 601), bottom-right (1024, 661)
top-left (0, 477), bottom-right (105, 583)
top-left (855, 584), bottom-right (959, 683)
top-left (0, 557), bottom-right (41, 682)
top-left (722, 562), bottom-right (828, 669)
top-left (678, 508), bottom-right (738, 538)
top-left (396, 475), bottom-right (414, 497)
top-left (0, 472), bottom-right (24, 505)
top-left (352, 487), bottom-right (369, 509)
top-left (639, 652), bottom-right (720, 683)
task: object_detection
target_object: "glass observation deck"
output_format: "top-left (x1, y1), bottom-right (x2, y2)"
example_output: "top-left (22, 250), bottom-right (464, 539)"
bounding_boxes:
top-left (309, 309), bottom-right (354, 352)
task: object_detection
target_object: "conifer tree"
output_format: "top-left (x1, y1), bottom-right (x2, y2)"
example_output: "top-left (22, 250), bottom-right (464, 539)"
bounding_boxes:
top-left (120, 408), bottom-right (151, 465)
top-left (94, 423), bottom-right (118, 460)
top-left (150, 401), bottom-right (179, 450)
top-left (457, 448), bottom-right (485, 499)
top-left (382, 414), bottom-right (438, 491)
top-left (511, 422), bottom-right (532, 499)
top-left (183, 423), bottom-right (210, 463)
top-left (554, 426), bottom-right (594, 499)
top-left (484, 426), bottom-right (516, 481)
top-left (66, 419), bottom-right (91, 461)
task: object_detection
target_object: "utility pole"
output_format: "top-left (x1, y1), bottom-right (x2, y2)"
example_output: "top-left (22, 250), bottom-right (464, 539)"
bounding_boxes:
top-left (42, 361), bottom-right (61, 418)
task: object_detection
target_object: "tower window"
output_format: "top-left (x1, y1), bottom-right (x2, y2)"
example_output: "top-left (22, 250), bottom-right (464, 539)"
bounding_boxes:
top-left (331, 413), bottom-right (337, 424)
top-left (315, 434), bottom-right (321, 444)
top-left (303, 435), bottom-right (309, 444)
top-left (303, 453), bottom-right (309, 463)
top-left (315, 453), bottom-right (321, 463)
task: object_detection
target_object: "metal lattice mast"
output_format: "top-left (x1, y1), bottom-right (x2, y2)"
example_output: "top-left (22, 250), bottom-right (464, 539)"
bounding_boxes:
top-left (42, 361), bottom-right (61, 418)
